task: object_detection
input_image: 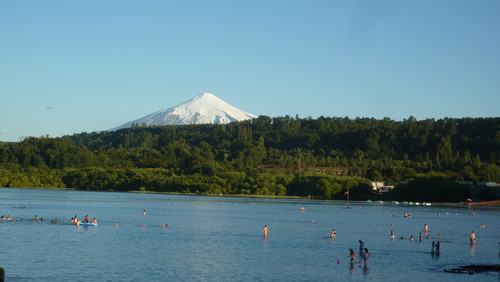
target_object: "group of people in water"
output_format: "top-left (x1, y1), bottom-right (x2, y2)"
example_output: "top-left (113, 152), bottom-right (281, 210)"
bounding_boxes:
top-left (2, 209), bottom-right (191, 228)
top-left (262, 224), bottom-right (371, 265)
top-left (1, 214), bottom-right (58, 223)
top-left (390, 212), bottom-right (483, 248)
top-left (347, 247), bottom-right (370, 265)
top-left (259, 207), bottom-right (489, 266)
top-left (70, 214), bottom-right (98, 225)
top-left (351, 240), bottom-right (371, 265)
top-left (431, 241), bottom-right (441, 255)
top-left (391, 223), bottom-right (442, 241)
top-left (262, 207), bottom-right (374, 266)
top-left (1, 213), bottom-right (100, 225)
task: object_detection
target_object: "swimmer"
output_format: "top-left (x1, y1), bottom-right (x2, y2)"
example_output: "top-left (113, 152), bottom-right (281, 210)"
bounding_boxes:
top-left (6, 215), bottom-right (12, 220)
top-left (51, 219), bottom-right (58, 224)
top-left (262, 225), bottom-right (269, 237)
top-left (91, 218), bottom-right (98, 224)
top-left (330, 229), bottom-right (336, 238)
top-left (359, 240), bottom-right (364, 255)
top-left (481, 223), bottom-right (485, 229)
top-left (1, 215), bottom-right (4, 220)
top-left (83, 215), bottom-right (90, 223)
top-left (390, 230), bottom-right (395, 238)
top-left (142, 210), bottom-right (147, 216)
top-left (410, 235), bottom-right (414, 241)
top-left (438, 234), bottom-right (442, 240)
top-left (419, 233), bottom-right (422, 242)
top-left (470, 231), bottom-right (476, 244)
top-left (431, 242), bottom-right (435, 254)
top-left (424, 224), bottom-right (428, 232)
top-left (300, 206), bottom-right (305, 211)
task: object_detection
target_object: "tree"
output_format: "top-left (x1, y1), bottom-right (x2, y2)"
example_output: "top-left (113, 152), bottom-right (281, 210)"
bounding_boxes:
top-left (438, 135), bottom-right (453, 168)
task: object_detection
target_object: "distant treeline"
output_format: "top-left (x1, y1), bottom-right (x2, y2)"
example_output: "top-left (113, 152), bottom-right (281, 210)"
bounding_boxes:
top-left (0, 116), bottom-right (499, 201)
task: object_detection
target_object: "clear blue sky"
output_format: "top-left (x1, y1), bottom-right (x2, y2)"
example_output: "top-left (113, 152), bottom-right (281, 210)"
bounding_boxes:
top-left (1, 1), bottom-right (499, 142)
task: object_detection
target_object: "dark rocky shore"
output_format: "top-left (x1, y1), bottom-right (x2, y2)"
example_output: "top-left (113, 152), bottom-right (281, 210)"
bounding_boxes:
top-left (444, 264), bottom-right (500, 274)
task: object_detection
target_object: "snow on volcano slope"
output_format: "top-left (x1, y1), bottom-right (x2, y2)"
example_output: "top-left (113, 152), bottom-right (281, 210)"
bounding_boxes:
top-left (110, 93), bottom-right (257, 131)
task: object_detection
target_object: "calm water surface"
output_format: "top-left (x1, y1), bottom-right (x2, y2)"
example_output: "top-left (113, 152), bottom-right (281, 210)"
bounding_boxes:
top-left (1, 188), bottom-right (499, 281)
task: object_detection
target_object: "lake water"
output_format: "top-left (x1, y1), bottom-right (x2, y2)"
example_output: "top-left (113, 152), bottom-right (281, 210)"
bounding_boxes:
top-left (1, 188), bottom-right (499, 281)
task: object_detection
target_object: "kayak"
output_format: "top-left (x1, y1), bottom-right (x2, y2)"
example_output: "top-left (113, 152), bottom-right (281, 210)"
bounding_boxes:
top-left (79, 222), bottom-right (98, 226)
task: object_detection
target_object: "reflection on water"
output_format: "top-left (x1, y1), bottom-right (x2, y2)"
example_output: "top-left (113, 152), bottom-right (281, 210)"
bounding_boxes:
top-left (1, 188), bottom-right (500, 282)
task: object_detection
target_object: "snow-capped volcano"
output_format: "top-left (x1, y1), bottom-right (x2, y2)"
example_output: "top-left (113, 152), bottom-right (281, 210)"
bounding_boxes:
top-left (110, 93), bottom-right (257, 131)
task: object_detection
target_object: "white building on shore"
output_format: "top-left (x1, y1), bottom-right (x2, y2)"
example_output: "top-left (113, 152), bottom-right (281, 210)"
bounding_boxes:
top-left (371, 181), bottom-right (394, 193)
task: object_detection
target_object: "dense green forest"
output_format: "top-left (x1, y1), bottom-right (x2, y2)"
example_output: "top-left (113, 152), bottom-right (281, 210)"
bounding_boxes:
top-left (1, 116), bottom-right (499, 202)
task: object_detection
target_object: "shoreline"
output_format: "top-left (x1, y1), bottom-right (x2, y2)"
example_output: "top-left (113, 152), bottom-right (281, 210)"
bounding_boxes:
top-left (2, 186), bottom-right (499, 207)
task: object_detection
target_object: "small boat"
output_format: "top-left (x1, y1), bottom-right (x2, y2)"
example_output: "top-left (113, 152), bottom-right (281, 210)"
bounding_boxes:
top-left (79, 222), bottom-right (98, 226)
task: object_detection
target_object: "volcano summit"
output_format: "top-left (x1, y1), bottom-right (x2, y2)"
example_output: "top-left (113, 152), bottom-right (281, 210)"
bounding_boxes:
top-left (111, 93), bottom-right (257, 131)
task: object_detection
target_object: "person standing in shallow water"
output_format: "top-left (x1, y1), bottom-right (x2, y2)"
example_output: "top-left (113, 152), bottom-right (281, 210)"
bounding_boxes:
top-left (470, 231), bottom-right (476, 244)
top-left (363, 248), bottom-right (370, 265)
top-left (262, 225), bottom-right (269, 237)
top-left (359, 240), bottom-right (364, 256)
top-left (348, 249), bottom-right (356, 263)
top-left (330, 229), bottom-right (336, 238)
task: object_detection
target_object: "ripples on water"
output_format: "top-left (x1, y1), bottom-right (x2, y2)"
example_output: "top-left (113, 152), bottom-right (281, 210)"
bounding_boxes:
top-left (1, 188), bottom-right (499, 281)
